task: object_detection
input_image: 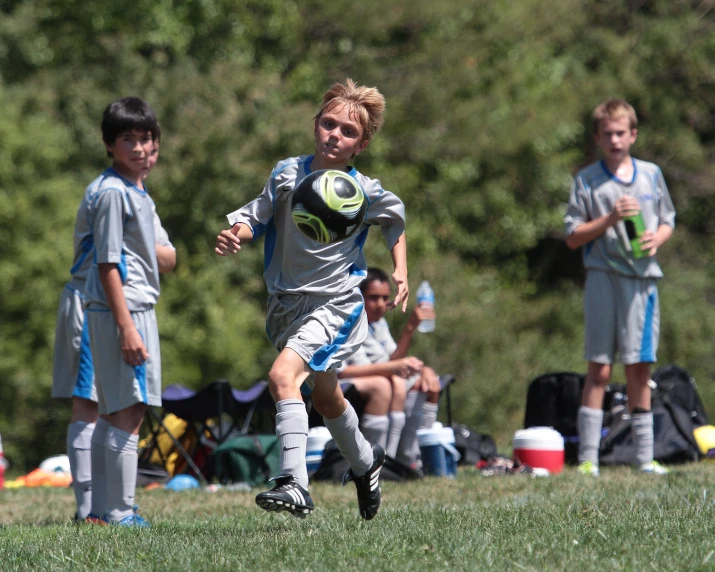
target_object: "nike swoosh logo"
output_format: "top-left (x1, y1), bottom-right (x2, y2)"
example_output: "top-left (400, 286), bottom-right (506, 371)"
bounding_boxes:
top-left (283, 446), bottom-right (299, 451)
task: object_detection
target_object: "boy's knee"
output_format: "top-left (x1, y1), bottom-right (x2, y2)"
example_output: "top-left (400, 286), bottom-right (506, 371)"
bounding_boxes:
top-left (390, 375), bottom-right (408, 399)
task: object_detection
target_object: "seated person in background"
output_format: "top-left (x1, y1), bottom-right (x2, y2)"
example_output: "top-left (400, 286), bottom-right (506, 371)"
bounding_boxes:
top-left (339, 268), bottom-right (441, 469)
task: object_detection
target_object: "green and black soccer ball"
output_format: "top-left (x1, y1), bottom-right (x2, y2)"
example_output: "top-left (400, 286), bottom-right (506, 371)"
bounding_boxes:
top-left (291, 170), bottom-right (367, 244)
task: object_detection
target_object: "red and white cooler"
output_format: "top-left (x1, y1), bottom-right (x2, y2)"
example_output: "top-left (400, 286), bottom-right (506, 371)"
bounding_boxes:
top-left (512, 427), bottom-right (564, 474)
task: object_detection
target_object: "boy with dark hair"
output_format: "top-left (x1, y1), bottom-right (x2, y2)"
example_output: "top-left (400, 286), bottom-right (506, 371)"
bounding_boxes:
top-left (83, 97), bottom-right (165, 526)
top-left (215, 79), bottom-right (407, 520)
top-left (339, 267), bottom-right (441, 468)
top-left (52, 116), bottom-right (174, 524)
top-left (564, 98), bottom-right (675, 476)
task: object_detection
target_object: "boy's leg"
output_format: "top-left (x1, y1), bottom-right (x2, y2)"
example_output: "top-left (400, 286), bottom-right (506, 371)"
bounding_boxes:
top-left (351, 376), bottom-right (392, 449)
top-left (578, 362), bottom-right (611, 472)
top-left (67, 397), bottom-right (98, 521)
top-left (396, 389), bottom-right (426, 467)
top-left (105, 403), bottom-right (145, 522)
top-left (385, 375), bottom-right (407, 458)
top-left (625, 362), bottom-right (659, 469)
top-left (90, 416), bottom-right (110, 520)
top-left (420, 367), bottom-right (441, 429)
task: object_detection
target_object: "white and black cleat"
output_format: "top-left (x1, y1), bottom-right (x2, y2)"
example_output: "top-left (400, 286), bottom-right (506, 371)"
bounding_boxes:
top-left (342, 444), bottom-right (385, 520)
top-left (255, 474), bottom-right (314, 518)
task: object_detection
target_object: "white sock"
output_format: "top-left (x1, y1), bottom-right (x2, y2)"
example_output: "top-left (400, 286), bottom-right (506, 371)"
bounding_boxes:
top-left (578, 406), bottom-right (604, 465)
top-left (90, 417), bottom-right (110, 518)
top-left (421, 402), bottom-right (439, 430)
top-left (105, 427), bottom-right (139, 522)
top-left (67, 421), bottom-right (95, 520)
top-left (275, 399), bottom-right (309, 489)
top-left (324, 402), bottom-right (373, 476)
top-left (632, 411), bottom-right (654, 467)
top-left (396, 391), bottom-right (426, 466)
top-left (361, 414), bottom-right (389, 449)
top-left (385, 411), bottom-right (406, 458)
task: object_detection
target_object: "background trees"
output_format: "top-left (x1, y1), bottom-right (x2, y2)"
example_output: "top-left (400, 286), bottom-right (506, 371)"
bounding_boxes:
top-left (1, 0), bottom-right (713, 468)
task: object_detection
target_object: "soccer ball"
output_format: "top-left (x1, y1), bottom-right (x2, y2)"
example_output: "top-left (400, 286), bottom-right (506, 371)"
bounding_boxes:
top-left (291, 169), bottom-right (367, 244)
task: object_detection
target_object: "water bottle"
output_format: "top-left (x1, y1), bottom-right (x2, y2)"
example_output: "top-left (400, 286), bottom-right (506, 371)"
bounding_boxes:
top-left (416, 280), bottom-right (435, 333)
top-left (623, 210), bottom-right (647, 258)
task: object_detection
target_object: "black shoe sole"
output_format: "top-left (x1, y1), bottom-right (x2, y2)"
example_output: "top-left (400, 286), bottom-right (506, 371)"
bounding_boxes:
top-left (256, 496), bottom-right (314, 519)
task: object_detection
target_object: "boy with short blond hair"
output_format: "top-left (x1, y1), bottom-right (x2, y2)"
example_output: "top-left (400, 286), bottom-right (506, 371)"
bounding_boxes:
top-left (564, 98), bottom-right (675, 476)
top-left (216, 79), bottom-right (407, 520)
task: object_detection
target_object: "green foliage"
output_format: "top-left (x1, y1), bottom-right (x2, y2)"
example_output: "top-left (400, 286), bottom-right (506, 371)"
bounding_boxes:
top-left (1, 0), bottom-right (714, 468)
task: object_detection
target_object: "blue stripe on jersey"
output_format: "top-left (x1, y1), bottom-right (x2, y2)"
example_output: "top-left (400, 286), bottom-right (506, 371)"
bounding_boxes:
top-left (600, 159), bottom-right (638, 185)
top-left (640, 288), bottom-right (657, 363)
top-left (584, 241), bottom-right (594, 260)
top-left (118, 252), bottom-right (128, 284)
top-left (70, 236), bottom-right (94, 276)
top-left (264, 219), bottom-right (276, 271)
top-left (72, 317), bottom-right (95, 400)
top-left (309, 302), bottom-right (365, 372)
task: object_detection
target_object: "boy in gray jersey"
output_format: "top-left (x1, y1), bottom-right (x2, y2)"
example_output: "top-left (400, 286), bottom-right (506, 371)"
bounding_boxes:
top-left (216, 79), bottom-right (407, 520)
top-left (339, 268), bottom-right (441, 467)
top-left (52, 131), bottom-right (174, 524)
top-left (564, 99), bottom-right (675, 476)
top-left (83, 97), bottom-right (165, 527)
top-left (52, 135), bottom-right (176, 523)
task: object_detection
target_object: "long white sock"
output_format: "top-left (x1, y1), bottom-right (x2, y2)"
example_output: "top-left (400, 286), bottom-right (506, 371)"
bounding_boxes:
top-left (396, 391), bottom-right (426, 466)
top-left (324, 402), bottom-right (373, 477)
top-left (67, 421), bottom-right (95, 520)
top-left (385, 411), bottom-right (406, 458)
top-left (632, 411), bottom-right (654, 467)
top-left (421, 402), bottom-right (439, 430)
top-left (105, 427), bottom-right (139, 522)
top-left (90, 418), bottom-right (110, 518)
top-left (275, 399), bottom-right (309, 489)
top-left (578, 406), bottom-right (604, 465)
top-left (361, 414), bottom-right (389, 449)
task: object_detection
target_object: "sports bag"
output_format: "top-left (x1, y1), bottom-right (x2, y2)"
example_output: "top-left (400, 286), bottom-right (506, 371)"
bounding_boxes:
top-left (212, 434), bottom-right (281, 487)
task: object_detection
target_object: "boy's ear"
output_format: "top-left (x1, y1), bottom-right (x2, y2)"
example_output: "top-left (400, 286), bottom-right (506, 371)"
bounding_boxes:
top-left (354, 139), bottom-right (370, 157)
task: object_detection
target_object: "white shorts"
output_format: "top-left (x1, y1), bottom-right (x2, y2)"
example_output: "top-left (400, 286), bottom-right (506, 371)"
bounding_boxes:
top-left (51, 286), bottom-right (97, 401)
top-left (86, 306), bottom-right (162, 415)
top-left (584, 270), bottom-right (659, 365)
top-left (266, 287), bottom-right (367, 373)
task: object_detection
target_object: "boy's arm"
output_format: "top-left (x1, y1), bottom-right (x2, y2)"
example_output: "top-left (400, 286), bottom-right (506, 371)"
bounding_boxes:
top-left (338, 358), bottom-right (423, 380)
top-left (388, 232), bottom-right (409, 311)
top-left (98, 263), bottom-right (149, 365)
top-left (391, 304), bottom-right (435, 359)
top-left (156, 245), bottom-right (177, 273)
top-left (565, 196), bottom-right (640, 249)
top-left (215, 223), bottom-right (254, 256)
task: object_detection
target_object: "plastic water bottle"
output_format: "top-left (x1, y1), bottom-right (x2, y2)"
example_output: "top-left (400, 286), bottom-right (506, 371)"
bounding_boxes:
top-left (416, 280), bottom-right (435, 333)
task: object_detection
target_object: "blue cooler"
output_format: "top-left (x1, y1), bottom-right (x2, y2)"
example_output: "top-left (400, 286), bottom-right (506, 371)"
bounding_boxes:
top-left (306, 427), bottom-right (332, 476)
top-left (417, 424), bottom-right (460, 478)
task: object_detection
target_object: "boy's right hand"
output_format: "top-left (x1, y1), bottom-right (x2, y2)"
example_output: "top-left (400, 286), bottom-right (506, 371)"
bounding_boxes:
top-left (215, 229), bottom-right (242, 256)
top-left (120, 326), bottom-right (150, 366)
top-left (609, 196), bottom-right (640, 225)
top-left (393, 356), bottom-right (423, 377)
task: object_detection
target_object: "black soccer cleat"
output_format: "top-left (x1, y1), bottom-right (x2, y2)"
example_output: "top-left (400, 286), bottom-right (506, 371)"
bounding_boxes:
top-left (342, 444), bottom-right (385, 520)
top-left (255, 474), bottom-right (314, 518)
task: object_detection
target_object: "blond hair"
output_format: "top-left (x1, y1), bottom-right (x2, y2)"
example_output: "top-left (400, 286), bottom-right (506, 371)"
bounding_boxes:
top-left (592, 99), bottom-right (638, 133)
top-left (314, 79), bottom-right (386, 143)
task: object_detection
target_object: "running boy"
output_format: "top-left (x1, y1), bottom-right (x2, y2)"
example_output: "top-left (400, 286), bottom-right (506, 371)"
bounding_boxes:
top-left (83, 97), bottom-right (164, 526)
top-left (564, 99), bottom-right (675, 476)
top-left (339, 268), bottom-right (441, 468)
top-left (52, 127), bottom-right (174, 524)
top-left (215, 79), bottom-right (407, 520)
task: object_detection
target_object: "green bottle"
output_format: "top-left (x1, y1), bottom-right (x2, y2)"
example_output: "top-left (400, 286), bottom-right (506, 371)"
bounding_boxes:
top-left (623, 211), bottom-right (647, 258)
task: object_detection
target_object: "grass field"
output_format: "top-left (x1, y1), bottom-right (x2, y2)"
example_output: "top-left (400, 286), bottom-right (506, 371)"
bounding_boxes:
top-left (1, 464), bottom-right (715, 571)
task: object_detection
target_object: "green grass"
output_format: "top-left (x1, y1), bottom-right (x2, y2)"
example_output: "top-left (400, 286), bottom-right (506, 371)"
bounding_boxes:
top-left (2, 464), bottom-right (715, 571)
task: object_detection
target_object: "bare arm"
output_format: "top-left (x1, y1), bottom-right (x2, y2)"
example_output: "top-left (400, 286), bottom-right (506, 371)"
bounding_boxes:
top-left (215, 223), bottom-right (254, 256)
top-left (640, 223), bottom-right (674, 256)
top-left (390, 304), bottom-right (435, 360)
top-left (338, 357), bottom-right (423, 380)
top-left (98, 263), bottom-right (149, 365)
top-left (566, 196), bottom-right (639, 250)
top-left (388, 232), bottom-right (408, 311)
top-left (156, 245), bottom-right (176, 273)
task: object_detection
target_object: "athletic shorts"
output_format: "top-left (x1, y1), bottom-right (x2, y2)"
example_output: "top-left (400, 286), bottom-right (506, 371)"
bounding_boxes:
top-left (584, 269), bottom-right (660, 365)
top-left (86, 306), bottom-right (162, 415)
top-left (266, 287), bottom-right (367, 374)
top-left (51, 286), bottom-right (97, 401)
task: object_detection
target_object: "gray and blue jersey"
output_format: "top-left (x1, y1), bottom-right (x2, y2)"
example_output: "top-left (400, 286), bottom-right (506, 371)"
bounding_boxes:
top-left (564, 158), bottom-right (675, 279)
top-left (226, 155), bottom-right (406, 296)
top-left (345, 318), bottom-right (396, 366)
top-left (84, 169), bottom-right (160, 310)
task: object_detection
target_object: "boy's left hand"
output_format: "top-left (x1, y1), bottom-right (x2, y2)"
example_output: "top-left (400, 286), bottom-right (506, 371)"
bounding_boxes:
top-left (389, 270), bottom-right (409, 311)
top-left (639, 231), bottom-right (658, 256)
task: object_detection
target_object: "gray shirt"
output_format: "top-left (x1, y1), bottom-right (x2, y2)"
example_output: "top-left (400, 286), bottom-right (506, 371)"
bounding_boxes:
top-left (564, 159), bottom-right (675, 279)
top-left (84, 169), bottom-right (160, 310)
top-left (227, 155), bottom-right (406, 296)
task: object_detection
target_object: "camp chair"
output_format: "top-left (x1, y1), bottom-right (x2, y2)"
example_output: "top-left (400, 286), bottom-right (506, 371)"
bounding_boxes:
top-left (141, 379), bottom-right (274, 482)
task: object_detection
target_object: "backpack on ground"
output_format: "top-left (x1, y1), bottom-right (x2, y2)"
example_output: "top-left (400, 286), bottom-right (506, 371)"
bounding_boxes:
top-left (451, 423), bottom-right (497, 465)
top-left (212, 434), bottom-right (281, 487)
